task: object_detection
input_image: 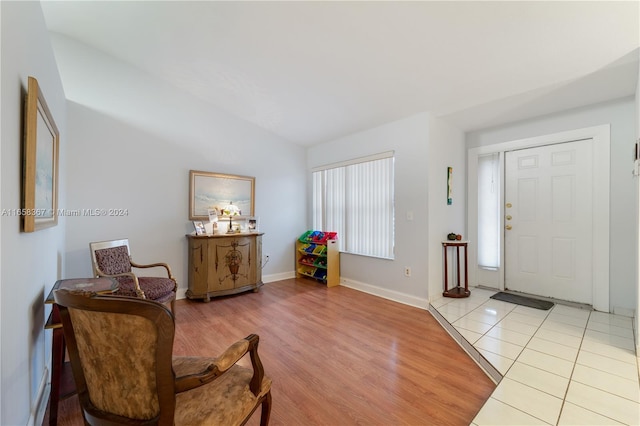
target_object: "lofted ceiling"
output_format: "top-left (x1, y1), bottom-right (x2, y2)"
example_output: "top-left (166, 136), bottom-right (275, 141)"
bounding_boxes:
top-left (41, 1), bottom-right (639, 146)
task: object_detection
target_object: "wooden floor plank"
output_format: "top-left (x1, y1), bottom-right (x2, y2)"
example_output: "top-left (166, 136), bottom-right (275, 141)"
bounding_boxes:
top-left (43, 278), bottom-right (495, 425)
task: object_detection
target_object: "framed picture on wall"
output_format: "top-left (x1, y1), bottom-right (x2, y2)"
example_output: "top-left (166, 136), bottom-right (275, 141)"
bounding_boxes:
top-left (22, 76), bottom-right (60, 232)
top-left (189, 170), bottom-right (255, 220)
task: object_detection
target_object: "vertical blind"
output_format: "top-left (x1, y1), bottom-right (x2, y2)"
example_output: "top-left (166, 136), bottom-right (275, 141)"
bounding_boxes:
top-left (312, 153), bottom-right (394, 259)
top-left (477, 153), bottom-right (500, 269)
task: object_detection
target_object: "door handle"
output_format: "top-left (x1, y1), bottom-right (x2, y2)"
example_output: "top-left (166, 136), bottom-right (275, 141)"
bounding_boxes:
top-left (505, 225), bottom-right (512, 230)
top-left (506, 215), bottom-right (512, 220)
top-left (506, 203), bottom-right (512, 208)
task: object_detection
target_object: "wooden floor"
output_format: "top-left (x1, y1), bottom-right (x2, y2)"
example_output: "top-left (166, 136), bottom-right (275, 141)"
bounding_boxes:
top-left (44, 278), bottom-right (495, 426)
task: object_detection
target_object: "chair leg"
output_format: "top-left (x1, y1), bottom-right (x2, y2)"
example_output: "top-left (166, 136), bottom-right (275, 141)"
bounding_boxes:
top-left (170, 297), bottom-right (176, 317)
top-left (260, 391), bottom-right (272, 426)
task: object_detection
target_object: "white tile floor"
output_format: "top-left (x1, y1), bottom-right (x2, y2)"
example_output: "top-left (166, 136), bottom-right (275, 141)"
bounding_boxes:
top-left (430, 287), bottom-right (640, 425)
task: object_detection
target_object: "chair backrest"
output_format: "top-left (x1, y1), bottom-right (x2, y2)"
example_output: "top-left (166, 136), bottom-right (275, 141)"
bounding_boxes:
top-left (54, 289), bottom-right (177, 425)
top-left (89, 239), bottom-right (132, 277)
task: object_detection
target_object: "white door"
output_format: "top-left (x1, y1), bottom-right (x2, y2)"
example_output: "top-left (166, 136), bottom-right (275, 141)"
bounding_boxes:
top-left (504, 139), bottom-right (593, 304)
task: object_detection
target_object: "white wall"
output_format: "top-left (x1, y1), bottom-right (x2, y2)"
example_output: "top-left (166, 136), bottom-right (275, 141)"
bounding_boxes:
top-left (467, 97), bottom-right (637, 314)
top-left (306, 112), bottom-right (466, 306)
top-left (426, 116), bottom-right (466, 300)
top-left (635, 57), bottom-right (639, 349)
top-left (1, 2), bottom-right (67, 425)
top-left (1, 8), bottom-right (306, 423)
top-left (50, 35), bottom-right (307, 292)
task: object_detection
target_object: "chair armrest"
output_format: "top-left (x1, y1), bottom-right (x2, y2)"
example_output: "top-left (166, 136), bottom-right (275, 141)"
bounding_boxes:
top-left (94, 268), bottom-right (146, 299)
top-left (246, 334), bottom-right (265, 396)
top-left (174, 335), bottom-right (263, 394)
top-left (130, 260), bottom-right (175, 280)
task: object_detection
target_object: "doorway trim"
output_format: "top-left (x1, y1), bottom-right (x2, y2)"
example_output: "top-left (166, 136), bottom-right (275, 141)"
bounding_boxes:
top-left (467, 124), bottom-right (610, 312)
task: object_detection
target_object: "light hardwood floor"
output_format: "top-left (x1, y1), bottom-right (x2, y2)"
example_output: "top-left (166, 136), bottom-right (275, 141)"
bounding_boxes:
top-left (44, 278), bottom-right (495, 425)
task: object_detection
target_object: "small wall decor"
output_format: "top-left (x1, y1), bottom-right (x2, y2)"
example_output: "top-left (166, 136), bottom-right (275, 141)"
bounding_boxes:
top-left (189, 170), bottom-right (255, 220)
top-left (23, 76), bottom-right (60, 232)
top-left (447, 166), bottom-right (453, 205)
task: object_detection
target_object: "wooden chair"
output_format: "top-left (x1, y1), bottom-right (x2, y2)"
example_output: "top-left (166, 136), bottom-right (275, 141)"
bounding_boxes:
top-left (53, 289), bottom-right (272, 426)
top-left (89, 239), bottom-right (177, 314)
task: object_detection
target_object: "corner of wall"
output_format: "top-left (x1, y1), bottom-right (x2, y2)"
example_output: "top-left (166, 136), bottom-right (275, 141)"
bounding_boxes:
top-left (1, 2), bottom-right (67, 424)
top-left (635, 50), bottom-right (640, 350)
top-left (425, 116), bottom-right (466, 301)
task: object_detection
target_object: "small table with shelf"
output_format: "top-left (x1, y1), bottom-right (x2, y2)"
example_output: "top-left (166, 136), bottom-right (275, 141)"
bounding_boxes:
top-left (45, 277), bottom-right (119, 426)
top-left (441, 240), bottom-right (470, 298)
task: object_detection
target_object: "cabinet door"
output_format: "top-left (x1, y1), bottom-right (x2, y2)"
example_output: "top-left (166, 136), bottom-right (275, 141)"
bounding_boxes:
top-left (211, 237), bottom-right (253, 290)
top-left (188, 238), bottom-right (209, 295)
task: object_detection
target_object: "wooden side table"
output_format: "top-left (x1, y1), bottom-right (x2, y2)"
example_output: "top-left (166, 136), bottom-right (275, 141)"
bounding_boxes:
top-left (45, 277), bottom-right (118, 426)
top-left (442, 241), bottom-right (470, 298)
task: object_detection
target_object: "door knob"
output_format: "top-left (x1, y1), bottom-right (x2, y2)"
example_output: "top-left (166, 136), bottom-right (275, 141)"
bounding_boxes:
top-left (506, 215), bottom-right (512, 220)
top-left (505, 225), bottom-right (512, 230)
top-left (506, 203), bottom-right (512, 208)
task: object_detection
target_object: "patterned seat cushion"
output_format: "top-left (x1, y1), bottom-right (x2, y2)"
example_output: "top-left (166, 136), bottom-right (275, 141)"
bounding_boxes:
top-left (95, 245), bottom-right (175, 303)
top-left (175, 364), bottom-right (272, 425)
top-left (115, 276), bottom-right (176, 303)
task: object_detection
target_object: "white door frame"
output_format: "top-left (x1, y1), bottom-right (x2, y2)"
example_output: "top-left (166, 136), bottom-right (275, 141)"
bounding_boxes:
top-left (468, 125), bottom-right (610, 312)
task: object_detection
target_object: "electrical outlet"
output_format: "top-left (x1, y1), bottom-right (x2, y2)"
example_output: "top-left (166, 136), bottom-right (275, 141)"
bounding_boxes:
top-left (404, 267), bottom-right (411, 277)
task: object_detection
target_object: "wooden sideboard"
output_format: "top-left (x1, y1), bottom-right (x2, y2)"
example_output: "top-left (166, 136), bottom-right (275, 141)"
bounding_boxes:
top-left (186, 233), bottom-right (263, 302)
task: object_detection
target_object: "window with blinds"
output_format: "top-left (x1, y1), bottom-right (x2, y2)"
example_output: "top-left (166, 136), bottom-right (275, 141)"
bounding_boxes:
top-left (477, 153), bottom-right (500, 269)
top-left (312, 152), bottom-right (395, 259)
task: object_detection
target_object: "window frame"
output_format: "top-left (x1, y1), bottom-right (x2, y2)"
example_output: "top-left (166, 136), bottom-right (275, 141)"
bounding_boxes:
top-left (312, 151), bottom-right (395, 259)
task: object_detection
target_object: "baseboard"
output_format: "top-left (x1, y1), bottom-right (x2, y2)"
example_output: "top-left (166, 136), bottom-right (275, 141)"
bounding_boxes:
top-left (30, 367), bottom-right (49, 426)
top-left (612, 306), bottom-right (635, 318)
top-left (177, 287), bottom-right (188, 300)
top-left (339, 277), bottom-right (429, 310)
top-left (263, 271), bottom-right (295, 283)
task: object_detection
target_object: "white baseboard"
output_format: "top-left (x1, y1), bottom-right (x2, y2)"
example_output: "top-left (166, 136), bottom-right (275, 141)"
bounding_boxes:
top-left (612, 306), bottom-right (635, 318)
top-left (263, 271), bottom-right (295, 283)
top-left (339, 277), bottom-right (429, 310)
top-left (177, 272), bottom-right (428, 310)
top-left (30, 367), bottom-right (49, 426)
top-left (177, 287), bottom-right (188, 300)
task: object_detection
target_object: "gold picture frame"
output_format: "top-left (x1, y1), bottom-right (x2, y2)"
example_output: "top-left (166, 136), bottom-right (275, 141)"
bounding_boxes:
top-left (23, 76), bottom-right (59, 232)
top-left (189, 170), bottom-right (255, 220)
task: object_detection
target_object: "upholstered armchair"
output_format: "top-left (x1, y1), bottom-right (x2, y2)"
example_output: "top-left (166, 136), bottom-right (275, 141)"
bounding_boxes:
top-left (89, 239), bottom-right (177, 314)
top-left (53, 289), bottom-right (272, 425)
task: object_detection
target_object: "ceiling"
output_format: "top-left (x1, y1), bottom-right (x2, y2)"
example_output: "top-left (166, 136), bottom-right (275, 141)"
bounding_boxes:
top-left (41, 1), bottom-right (639, 146)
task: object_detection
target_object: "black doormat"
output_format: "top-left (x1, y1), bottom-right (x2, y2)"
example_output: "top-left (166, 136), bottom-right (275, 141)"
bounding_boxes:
top-left (490, 292), bottom-right (554, 310)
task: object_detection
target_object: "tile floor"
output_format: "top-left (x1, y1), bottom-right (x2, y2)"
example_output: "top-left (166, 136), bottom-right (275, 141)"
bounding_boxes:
top-left (429, 287), bottom-right (640, 425)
